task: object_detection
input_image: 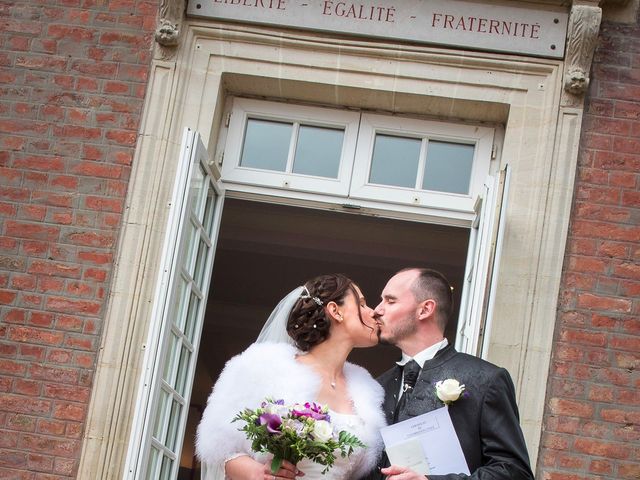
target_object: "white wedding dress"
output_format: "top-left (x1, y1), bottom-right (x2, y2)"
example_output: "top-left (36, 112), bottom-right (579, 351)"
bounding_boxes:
top-left (294, 410), bottom-right (369, 479)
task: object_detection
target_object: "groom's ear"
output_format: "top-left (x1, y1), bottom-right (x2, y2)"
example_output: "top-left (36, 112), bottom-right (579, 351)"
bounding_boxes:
top-left (417, 299), bottom-right (436, 321)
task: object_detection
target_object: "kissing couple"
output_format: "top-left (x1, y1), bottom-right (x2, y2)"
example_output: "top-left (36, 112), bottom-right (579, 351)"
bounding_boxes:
top-left (196, 269), bottom-right (534, 480)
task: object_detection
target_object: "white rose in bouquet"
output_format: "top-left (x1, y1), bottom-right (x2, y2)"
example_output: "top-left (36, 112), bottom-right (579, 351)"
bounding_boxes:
top-left (312, 419), bottom-right (334, 442)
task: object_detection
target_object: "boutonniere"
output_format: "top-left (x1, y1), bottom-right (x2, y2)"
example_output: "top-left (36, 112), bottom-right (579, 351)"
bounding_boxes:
top-left (435, 379), bottom-right (466, 405)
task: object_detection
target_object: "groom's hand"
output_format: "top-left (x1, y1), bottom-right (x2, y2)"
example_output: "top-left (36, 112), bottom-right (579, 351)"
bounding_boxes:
top-left (381, 465), bottom-right (427, 480)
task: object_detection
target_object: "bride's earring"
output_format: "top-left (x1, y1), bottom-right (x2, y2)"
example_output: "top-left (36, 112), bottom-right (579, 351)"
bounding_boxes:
top-left (336, 313), bottom-right (344, 322)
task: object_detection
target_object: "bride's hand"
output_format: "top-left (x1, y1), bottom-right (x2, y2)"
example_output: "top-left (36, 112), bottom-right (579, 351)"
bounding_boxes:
top-left (263, 460), bottom-right (305, 479)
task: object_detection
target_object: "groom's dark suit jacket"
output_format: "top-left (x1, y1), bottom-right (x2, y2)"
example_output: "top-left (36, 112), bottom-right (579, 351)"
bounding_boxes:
top-left (369, 344), bottom-right (534, 480)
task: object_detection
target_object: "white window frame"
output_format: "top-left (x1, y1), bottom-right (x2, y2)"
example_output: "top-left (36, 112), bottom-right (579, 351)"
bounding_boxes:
top-left (124, 129), bottom-right (225, 479)
top-left (349, 113), bottom-right (494, 214)
top-left (455, 166), bottom-right (509, 357)
top-left (222, 98), bottom-right (361, 196)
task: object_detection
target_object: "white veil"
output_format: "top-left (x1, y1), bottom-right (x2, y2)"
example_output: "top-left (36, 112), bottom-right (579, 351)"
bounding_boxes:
top-left (255, 286), bottom-right (304, 345)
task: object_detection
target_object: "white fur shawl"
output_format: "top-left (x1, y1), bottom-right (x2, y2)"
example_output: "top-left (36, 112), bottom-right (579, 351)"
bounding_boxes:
top-left (196, 342), bottom-right (386, 479)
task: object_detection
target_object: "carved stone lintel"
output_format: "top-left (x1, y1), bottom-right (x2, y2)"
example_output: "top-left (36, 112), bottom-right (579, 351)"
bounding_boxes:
top-left (561, 4), bottom-right (602, 106)
top-left (155, 0), bottom-right (186, 50)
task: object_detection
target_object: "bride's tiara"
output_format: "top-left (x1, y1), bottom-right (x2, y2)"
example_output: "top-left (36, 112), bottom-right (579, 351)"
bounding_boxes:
top-left (300, 285), bottom-right (323, 306)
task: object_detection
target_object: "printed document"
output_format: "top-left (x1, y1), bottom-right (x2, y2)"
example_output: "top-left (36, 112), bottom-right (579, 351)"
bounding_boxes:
top-left (380, 406), bottom-right (470, 475)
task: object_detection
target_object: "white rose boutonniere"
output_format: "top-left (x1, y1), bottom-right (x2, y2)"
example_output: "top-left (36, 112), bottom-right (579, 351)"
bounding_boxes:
top-left (435, 379), bottom-right (466, 405)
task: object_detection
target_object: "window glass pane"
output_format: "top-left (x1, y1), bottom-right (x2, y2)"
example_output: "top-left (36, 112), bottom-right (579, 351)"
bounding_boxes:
top-left (202, 189), bottom-right (216, 232)
top-left (159, 454), bottom-right (173, 480)
top-left (153, 389), bottom-right (170, 441)
top-left (175, 344), bottom-right (191, 396)
top-left (292, 125), bottom-right (343, 178)
top-left (240, 118), bottom-right (292, 171)
top-left (423, 141), bottom-right (475, 194)
top-left (189, 165), bottom-right (205, 218)
top-left (369, 134), bottom-right (421, 188)
top-left (162, 333), bottom-right (180, 386)
top-left (193, 236), bottom-right (209, 288)
top-left (146, 446), bottom-right (160, 480)
top-left (166, 399), bottom-right (183, 451)
top-left (184, 291), bottom-right (200, 342)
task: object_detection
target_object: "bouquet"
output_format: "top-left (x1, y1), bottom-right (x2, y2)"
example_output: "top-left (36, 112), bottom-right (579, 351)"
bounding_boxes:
top-left (233, 398), bottom-right (365, 474)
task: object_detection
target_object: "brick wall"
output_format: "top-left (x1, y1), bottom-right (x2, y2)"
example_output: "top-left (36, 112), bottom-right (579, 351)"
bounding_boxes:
top-left (539, 12), bottom-right (640, 480)
top-left (0, 1), bottom-right (156, 477)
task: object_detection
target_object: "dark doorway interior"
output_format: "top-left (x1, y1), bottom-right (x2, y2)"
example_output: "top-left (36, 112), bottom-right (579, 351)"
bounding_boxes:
top-left (179, 198), bottom-right (470, 476)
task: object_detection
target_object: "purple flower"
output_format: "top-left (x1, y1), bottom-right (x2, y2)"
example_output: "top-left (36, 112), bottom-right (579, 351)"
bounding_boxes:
top-left (258, 413), bottom-right (282, 434)
top-left (292, 402), bottom-right (329, 421)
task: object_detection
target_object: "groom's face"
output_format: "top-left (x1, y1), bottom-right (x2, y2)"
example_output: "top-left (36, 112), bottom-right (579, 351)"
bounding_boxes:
top-left (374, 270), bottom-right (420, 346)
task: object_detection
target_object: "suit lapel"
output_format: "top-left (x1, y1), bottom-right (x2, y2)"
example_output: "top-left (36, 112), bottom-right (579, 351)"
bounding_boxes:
top-left (380, 365), bottom-right (402, 425)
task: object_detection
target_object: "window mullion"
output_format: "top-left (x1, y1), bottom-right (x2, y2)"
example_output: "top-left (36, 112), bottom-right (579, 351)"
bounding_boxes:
top-left (286, 122), bottom-right (300, 173)
top-left (415, 138), bottom-right (429, 190)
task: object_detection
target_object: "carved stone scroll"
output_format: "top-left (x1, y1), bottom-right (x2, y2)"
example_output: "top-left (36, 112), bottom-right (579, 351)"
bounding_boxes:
top-left (562, 4), bottom-right (602, 105)
top-left (155, 0), bottom-right (185, 47)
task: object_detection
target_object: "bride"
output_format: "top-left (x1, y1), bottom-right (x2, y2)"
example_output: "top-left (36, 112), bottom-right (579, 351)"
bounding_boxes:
top-left (196, 274), bottom-right (386, 479)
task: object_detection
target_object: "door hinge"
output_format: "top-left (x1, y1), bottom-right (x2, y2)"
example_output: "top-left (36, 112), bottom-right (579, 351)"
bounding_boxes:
top-left (224, 113), bottom-right (231, 127)
top-left (491, 144), bottom-right (497, 159)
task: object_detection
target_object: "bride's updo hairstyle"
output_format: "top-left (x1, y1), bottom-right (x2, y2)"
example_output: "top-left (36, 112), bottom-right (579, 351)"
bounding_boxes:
top-left (287, 273), bottom-right (362, 351)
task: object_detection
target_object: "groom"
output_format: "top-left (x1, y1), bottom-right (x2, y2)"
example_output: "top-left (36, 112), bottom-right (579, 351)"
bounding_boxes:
top-left (370, 268), bottom-right (534, 480)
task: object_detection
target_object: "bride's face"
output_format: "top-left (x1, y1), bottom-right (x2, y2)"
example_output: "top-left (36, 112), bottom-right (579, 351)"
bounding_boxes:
top-left (341, 284), bottom-right (379, 348)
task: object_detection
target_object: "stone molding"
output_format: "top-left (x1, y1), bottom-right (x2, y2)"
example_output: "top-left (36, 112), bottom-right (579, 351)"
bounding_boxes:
top-left (562, 3), bottom-right (602, 104)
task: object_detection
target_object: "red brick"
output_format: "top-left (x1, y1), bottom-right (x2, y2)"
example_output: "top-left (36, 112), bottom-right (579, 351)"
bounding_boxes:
top-left (43, 384), bottom-right (90, 403)
top-left (27, 453), bottom-right (54, 473)
top-left (37, 277), bottom-right (65, 294)
top-left (18, 205), bottom-right (46, 222)
top-left (29, 364), bottom-right (78, 385)
top-left (70, 161), bottom-right (122, 178)
top-left (577, 293), bottom-right (632, 313)
top-left (0, 394), bottom-right (51, 415)
top-left (19, 433), bottom-right (79, 458)
top-left (559, 328), bottom-right (607, 347)
top-left (15, 54), bottom-right (67, 72)
top-left (45, 296), bottom-right (101, 316)
top-left (8, 326), bottom-right (64, 346)
top-left (27, 259), bottom-right (81, 278)
top-left (47, 24), bottom-right (95, 42)
top-left (0, 290), bottom-right (17, 304)
top-left (17, 344), bottom-right (46, 362)
top-left (50, 175), bottom-right (79, 190)
top-left (29, 312), bottom-right (55, 328)
top-left (13, 379), bottom-right (40, 397)
top-left (0, 360), bottom-right (27, 376)
top-left (10, 274), bottom-right (36, 291)
top-left (52, 402), bottom-right (85, 422)
top-left (46, 349), bottom-right (72, 364)
top-left (84, 268), bottom-right (107, 282)
top-left (105, 129), bottom-right (137, 146)
top-left (36, 418), bottom-right (66, 437)
top-left (61, 229), bottom-right (115, 248)
top-left (5, 221), bottom-right (60, 241)
top-left (13, 155), bottom-right (65, 172)
top-left (574, 438), bottom-right (629, 459)
top-left (618, 462), bottom-right (640, 478)
top-left (568, 256), bottom-right (609, 274)
top-left (84, 195), bottom-right (123, 213)
top-left (610, 334), bottom-right (640, 352)
top-left (549, 398), bottom-right (595, 418)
